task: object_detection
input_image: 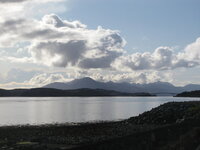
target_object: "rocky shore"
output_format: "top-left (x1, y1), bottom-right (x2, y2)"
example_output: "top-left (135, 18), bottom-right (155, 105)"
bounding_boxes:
top-left (0, 101), bottom-right (200, 150)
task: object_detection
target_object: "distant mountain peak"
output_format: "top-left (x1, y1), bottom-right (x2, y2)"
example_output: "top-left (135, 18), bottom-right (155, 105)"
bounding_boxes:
top-left (43, 78), bottom-right (200, 96)
top-left (71, 77), bottom-right (97, 84)
top-left (76, 77), bottom-right (95, 81)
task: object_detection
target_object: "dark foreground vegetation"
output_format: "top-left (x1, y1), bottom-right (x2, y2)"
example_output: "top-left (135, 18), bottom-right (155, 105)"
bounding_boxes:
top-left (0, 88), bottom-right (154, 97)
top-left (0, 101), bottom-right (200, 150)
top-left (176, 90), bottom-right (200, 97)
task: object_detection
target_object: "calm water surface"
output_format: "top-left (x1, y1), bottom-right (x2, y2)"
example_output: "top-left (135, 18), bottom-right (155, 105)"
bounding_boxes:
top-left (0, 97), bottom-right (199, 126)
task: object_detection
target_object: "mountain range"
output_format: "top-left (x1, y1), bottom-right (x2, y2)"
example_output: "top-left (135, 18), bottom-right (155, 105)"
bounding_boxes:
top-left (44, 77), bottom-right (200, 96)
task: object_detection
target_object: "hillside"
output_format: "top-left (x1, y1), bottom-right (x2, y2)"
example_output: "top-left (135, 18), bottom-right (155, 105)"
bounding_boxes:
top-left (175, 90), bottom-right (200, 97)
top-left (0, 88), bottom-right (154, 97)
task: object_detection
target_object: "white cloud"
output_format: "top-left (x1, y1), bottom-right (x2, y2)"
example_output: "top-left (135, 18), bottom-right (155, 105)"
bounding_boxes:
top-left (42, 14), bottom-right (87, 28)
top-left (30, 40), bottom-right (87, 67)
top-left (0, 13), bottom-right (126, 68)
top-left (0, 0), bottom-right (67, 21)
top-left (1, 12), bottom-right (200, 73)
top-left (30, 16), bottom-right (125, 68)
top-left (0, 0), bottom-right (200, 89)
top-left (29, 73), bottom-right (72, 86)
top-left (184, 37), bottom-right (200, 60)
top-left (112, 45), bottom-right (200, 71)
top-left (73, 69), bottom-right (173, 84)
top-left (1, 11), bottom-right (200, 73)
top-left (6, 56), bottom-right (34, 63)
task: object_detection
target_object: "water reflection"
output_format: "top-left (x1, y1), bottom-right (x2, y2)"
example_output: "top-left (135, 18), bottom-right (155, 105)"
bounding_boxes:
top-left (0, 97), bottom-right (199, 125)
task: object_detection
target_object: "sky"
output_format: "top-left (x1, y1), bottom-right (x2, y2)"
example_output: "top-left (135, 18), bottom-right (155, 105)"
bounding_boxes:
top-left (0, 0), bottom-right (200, 89)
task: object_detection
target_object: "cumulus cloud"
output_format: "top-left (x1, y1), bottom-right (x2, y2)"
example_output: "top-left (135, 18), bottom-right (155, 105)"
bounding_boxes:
top-left (0, 0), bottom-right (200, 88)
top-left (30, 40), bottom-right (87, 67)
top-left (31, 15), bottom-right (125, 69)
top-left (1, 12), bottom-right (200, 72)
top-left (29, 73), bottom-right (72, 86)
top-left (42, 14), bottom-right (86, 28)
top-left (0, 17), bottom-right (66, 47)
top-left (78, 51), bottom-right (121, 69)
top-left (112, 71), bottom-right (173, 84)
top-left (1, 12), bottom-right (200, 73)
top-left (5, 56), bottom-right (34, 63)
top-left (0, 13), bottom-right (125, 68)
top-left (184, 37), bottom-right (200, 60)
top-left (0, 7), bottom-right (200, 79)
top-left (73, 69), bottom-right (173, 84)
top-left (112, 45), bottom-right (200, 71)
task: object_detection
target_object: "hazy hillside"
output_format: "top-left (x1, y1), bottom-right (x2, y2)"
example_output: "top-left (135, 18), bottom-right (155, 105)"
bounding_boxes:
top-left (45, 77), bottom-right (143, 93)
top-left (44, 77), bottom-right (199, 95)
top-left (183, 84), bottom-right (200, 92)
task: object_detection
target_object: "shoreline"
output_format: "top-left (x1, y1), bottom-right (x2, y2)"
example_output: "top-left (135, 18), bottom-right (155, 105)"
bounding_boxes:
top-left (0, 101), bottom-right (200, 150)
